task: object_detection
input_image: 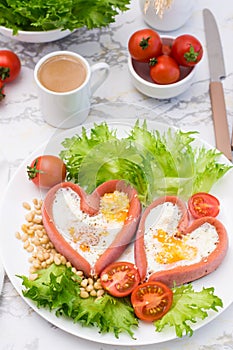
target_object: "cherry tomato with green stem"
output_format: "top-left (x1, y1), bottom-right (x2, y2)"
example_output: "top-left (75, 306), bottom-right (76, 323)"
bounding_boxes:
top-left (27, 155), bottom-right (66, 189)
top-left (149, 55), bottom-right (180, 85)
top-left (128, 29), bottom-right (162, 62)
top-left (171, 34), bottom-right (203, 67)
top-left (0, 50), bottom-right (21, 83)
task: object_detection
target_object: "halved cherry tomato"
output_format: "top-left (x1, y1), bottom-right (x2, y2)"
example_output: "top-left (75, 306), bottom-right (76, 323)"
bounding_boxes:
top-left (131, 281), bottom-right (173, 322)
top-left (27, 155), bottom-right (66, 189)
top-left (171, 34), bottom-right (203, 67)
top-left (149, 55), bottom-right (180, 85)
top-left (128, 29), bottom-right (162, 62)
top-left (188, 192), bottom-right (220, 219)
top-left (100, 261), bottom-right (140, 297)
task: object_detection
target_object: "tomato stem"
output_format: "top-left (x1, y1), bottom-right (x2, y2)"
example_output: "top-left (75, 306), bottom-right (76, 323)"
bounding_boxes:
top-left (27, 158), bottom-right (44, 179)
top-left (0, 66), bottom-right (10, 81)
top-left (149, 57), bottom-right (157, 66)
top-left (139, 36), bottom-right (151, 50)
top-left (184, 45), bottom-right (199, 63)
top-left (0, 83), bottom-right (5, 101)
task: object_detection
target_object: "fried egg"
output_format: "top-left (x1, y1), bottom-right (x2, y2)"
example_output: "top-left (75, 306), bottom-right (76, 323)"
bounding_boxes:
top-left (144, 202), bottom-right (219, 277)
top-left (52, 187), bottom-right (129, 266)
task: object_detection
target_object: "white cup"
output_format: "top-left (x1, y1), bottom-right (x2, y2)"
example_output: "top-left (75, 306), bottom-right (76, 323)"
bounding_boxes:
top-left (34, 51), bottom-right (110, 128)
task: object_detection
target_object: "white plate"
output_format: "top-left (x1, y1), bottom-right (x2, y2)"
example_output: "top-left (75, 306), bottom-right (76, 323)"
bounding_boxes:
top-left (0, 111), bottom-right (232, 346)
top-left (0, 26), bottom-right (72, 43)
top-left (0, 151), bottom-right (8, 295)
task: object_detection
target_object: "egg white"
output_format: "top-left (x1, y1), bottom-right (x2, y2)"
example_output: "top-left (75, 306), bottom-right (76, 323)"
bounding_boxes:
top-left (144, 202), bottom-right (219, 276)
top-left (52, 187), bottom-right (125, 266)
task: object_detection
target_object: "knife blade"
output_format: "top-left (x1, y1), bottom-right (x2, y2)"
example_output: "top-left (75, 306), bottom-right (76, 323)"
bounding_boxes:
top-left (203, 8), bottom-right (232, 161)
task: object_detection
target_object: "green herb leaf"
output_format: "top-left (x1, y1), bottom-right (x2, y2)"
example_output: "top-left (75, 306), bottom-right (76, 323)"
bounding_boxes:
top-left (154, 284), bottom-right (223, 337)
top-left (18, 264), bottom-right (138, 338)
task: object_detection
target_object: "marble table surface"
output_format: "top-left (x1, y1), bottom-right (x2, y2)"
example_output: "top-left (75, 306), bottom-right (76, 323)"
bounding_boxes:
top-left (0, 0), bottom-right (233, 349)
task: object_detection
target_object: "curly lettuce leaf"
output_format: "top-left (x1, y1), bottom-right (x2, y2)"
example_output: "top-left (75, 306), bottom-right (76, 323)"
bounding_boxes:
top-left (0, 0), bottom-right (130, 33)
top-left (72, 293), bottom-right (137, 338)
top-left (60, 120), bottom-right (232, 206)
top-left (18, 264), bottom-right (138, 338)
top-left (154, 284), bottom-right (223, 338)
top-left (60, 122), bottom-right (119, 183)
top-left (127, 120), bottom-right (232, 199)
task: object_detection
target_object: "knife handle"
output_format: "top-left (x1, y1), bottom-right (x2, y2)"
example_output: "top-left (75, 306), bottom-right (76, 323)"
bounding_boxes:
top-left (209, 81), bottom-right (232, 161)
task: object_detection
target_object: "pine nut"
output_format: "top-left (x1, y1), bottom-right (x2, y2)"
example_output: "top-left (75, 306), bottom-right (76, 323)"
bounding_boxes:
top-left (76, 270), bottom-right (84, 277)
top-left (88, 278), bottom-right (94, 285)
top-left (15, 231), bottom-right (21, 240)
top-left (21, 233), bottom-right (28, 242)
top-left (25, 212), bottom-right (34, 222)
top-left (80, 290), bottom-right (89, 299)
top-left (94, 281), bottom-right (103, 290)
top-left (54, 256), bottom-right (61, 265)
top-left (23, 240), bottom-right (30, 249)
top-left (96, 289), bottom-right (105, 297)
top-left (32, 198), bottom-right (38, 205)
top-left (27, 245), bottom-right (34, 253)
top-left (23, 202), bottom-right (31, 210)
top-left (81, 279), bottom-right (88, 288)
top-left (86, 284), bottom-right (94, 292)
top-left (90, 290), bottom-right (97, 297)
top-left (33, 217), bottom-right (42, 224)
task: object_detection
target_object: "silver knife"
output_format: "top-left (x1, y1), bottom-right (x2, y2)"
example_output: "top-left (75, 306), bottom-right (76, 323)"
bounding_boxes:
top-left (203, 8), bottom-right (232, 161)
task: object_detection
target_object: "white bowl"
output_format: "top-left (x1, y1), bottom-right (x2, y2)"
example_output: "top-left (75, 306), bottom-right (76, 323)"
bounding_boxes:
top-left (128, 37), bottom-right (196, 99)
top-left (0, 26), bottom-right (72, 43)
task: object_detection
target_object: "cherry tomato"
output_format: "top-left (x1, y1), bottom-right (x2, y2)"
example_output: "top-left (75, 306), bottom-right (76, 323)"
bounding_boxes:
top-left (162, 44), bottom-right (172, 56)
top-left (128, 29), bottom-right (162, 62)
top-left (0, 50), bottom-right (21, 83)
top-left (0, 81), bottom-right (5, 101)
top-left (27, 155), bottom-right (66, 189)
top-left (131, 281), bottom-right (173, 322)
top-left (171, 34), bottom-right (203, 67)
top-left (149, 55), bottom-right (180, 85)
top-left (100, 262), bottom-right (140, 297)
top-left (188, 192), bottom-right (220, 219)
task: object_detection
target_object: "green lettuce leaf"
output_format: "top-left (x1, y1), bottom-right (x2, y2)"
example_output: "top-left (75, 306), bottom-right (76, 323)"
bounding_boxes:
top-left (154, 284), bottom-right (223, 338)
top-left (0, 0), bottom-right (130, 33)
top-left (60, 120), bottom-right (232, 206)
top-left (72, 293), bottom-right (137, 338)
top-left (18, 264), bottom-right (138, 338)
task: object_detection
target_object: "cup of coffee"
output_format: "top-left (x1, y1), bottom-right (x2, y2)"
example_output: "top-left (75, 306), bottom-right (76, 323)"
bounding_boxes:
top-left (34, 51), bottom-right (110, 128)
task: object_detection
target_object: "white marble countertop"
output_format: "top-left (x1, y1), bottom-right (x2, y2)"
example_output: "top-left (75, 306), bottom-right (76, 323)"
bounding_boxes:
top-left (1, 0), bottom-right (233, 349)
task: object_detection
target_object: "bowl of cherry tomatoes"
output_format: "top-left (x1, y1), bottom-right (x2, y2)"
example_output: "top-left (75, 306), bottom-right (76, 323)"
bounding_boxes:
top-left (127, 29), bottom-right (203, 99)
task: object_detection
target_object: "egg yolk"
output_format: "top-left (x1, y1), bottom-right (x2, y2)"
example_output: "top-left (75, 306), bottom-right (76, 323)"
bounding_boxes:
top-left (154, 229), bottom-right (197, 264)
top-left (100, 191), bottom-right (130, 222)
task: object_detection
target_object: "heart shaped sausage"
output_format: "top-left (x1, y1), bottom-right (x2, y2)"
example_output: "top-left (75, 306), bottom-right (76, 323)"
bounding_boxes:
top-left (134, 196), bottom-right (228, 287)
top-left (42, 180), bottom-right (141, 277)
